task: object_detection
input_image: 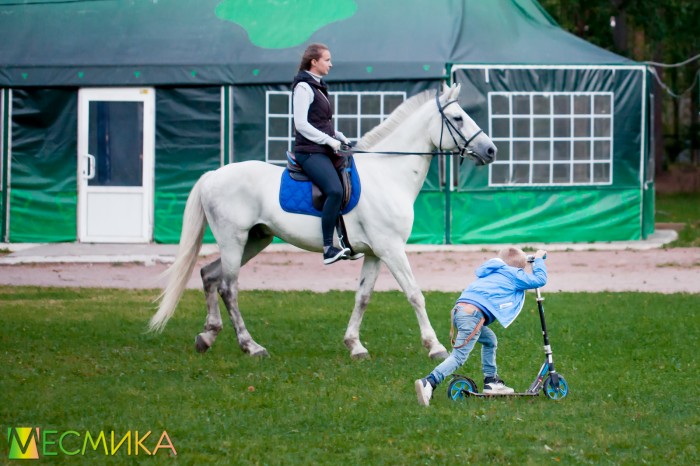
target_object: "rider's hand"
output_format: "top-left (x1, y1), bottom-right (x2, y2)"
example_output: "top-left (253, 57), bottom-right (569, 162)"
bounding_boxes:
top-left (535, 249), bottom-right (547, 259)
top-left (328, 138), bottom-right (341, 152)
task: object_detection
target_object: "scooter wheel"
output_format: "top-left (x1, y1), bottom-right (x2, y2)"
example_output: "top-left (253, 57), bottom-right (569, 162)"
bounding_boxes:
top-left (447, 375), bottom-right (478, 401)
top-left (543, 375), bottom-right (569, 400)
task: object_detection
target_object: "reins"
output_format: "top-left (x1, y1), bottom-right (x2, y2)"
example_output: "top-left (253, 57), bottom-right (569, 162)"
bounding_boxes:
top-left (339, 93), bottom-right (483, 159)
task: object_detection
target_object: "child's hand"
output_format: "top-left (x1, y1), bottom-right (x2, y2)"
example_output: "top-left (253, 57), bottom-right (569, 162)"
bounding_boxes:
top-left (535, 249), bottom-right (547, 259)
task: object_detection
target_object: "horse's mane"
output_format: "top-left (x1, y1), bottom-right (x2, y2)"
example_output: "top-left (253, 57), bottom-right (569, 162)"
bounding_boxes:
top-left (356, 90), bottom-right (435, 150)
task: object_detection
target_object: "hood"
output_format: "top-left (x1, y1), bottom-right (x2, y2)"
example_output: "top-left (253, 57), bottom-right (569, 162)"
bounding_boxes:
top-left (474, 258), bottom-right (507, 278)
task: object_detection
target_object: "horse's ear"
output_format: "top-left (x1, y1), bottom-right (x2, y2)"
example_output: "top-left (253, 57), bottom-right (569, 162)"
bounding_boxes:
top-left (441, 81), bottom-right (450, 94)
top-left (451, 83), bottom-right (461, 99)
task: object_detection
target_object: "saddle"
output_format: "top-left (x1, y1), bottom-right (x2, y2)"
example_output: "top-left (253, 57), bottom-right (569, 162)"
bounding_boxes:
top-left (285, 151), bottom-right (353, 211)
top-left (280, 151), bottom-right (362, 257)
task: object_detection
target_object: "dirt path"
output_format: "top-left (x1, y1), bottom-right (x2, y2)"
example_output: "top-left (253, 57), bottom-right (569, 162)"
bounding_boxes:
top-left (1, 248), bottom-right (699, 293)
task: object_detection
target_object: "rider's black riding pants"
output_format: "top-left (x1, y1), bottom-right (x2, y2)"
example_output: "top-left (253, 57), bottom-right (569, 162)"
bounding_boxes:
top-left (294, 152), bottom-right (343, 247)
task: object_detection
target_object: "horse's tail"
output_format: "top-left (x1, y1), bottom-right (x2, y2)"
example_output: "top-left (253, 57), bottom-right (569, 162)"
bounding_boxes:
top-left (149, 173), bottom-right (210, 333)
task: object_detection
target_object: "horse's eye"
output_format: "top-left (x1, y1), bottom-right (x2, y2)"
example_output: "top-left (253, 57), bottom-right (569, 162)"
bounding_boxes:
top-left (453, 115), bottom-right (463, 123)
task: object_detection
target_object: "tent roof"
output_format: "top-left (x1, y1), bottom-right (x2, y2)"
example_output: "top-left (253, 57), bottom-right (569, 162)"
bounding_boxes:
top-left (0, 0), bottom-right (636, 87)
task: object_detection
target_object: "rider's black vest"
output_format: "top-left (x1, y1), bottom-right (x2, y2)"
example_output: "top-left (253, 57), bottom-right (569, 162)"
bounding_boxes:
top-left (292, 71), bottom-right (335, 156)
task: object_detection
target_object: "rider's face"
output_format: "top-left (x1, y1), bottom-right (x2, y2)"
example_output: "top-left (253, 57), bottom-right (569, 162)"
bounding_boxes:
top-left (310, 50), bottom-right (332, 76)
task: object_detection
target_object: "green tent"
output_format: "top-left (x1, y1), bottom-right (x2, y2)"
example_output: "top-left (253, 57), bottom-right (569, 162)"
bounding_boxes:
top-left (0, 0), bottom-right (651, 244)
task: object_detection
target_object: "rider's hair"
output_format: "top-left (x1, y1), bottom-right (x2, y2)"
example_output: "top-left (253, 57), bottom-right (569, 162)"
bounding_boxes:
top-left (498, 247), bottom-right (527, 269)
top-left (299, 43), bottom-right (329, 71)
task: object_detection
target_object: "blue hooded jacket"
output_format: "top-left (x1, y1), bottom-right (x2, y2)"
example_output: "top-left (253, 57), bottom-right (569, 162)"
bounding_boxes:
top-left (457, 257), bottom-right (547, 328)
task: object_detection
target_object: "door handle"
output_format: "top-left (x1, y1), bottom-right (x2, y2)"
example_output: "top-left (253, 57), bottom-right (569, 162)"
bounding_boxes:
top-left (84, 154), bottom-right (96, 180)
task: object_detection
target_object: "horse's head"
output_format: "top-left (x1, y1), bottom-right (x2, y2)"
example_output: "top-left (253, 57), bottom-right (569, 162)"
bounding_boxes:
top-left (432, 83), bottom-right (496, 166)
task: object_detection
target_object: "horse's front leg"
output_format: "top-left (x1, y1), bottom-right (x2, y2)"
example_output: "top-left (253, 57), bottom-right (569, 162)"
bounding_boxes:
top-left (344, 255), bottom-right (382, 359)
top-left (379, 248), bottom-right (448, 360)
top-left (195, 258), bottom-right (225, 353)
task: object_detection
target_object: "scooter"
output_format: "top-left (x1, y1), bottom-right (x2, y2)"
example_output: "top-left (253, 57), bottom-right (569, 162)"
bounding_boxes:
top-left (446, 255), bottom-right (569, 401)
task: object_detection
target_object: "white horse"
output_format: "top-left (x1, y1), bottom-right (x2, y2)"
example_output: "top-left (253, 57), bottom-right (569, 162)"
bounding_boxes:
top-left (149, 83), bottom-right (496, 359)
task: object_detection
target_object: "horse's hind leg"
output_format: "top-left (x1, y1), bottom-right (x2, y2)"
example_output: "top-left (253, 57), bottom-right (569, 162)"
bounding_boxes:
top-left (344, 255), bottom-right (381, 359)
top-left (218, 230), bottom-right (272, 357)
top-left (195, 258), bottom-right (225, 353)
top-left (380, 248), bottom-right (448, 360)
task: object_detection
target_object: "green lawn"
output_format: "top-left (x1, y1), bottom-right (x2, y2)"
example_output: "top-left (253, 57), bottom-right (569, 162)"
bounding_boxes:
top-left (656, 191), bottom-right (700, 247)
top-left (1, 287), bottom-right (699, 464)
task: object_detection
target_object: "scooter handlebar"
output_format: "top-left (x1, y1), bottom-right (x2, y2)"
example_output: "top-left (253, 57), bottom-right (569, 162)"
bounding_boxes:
top-left (526, 253), bottom-right (547, 263)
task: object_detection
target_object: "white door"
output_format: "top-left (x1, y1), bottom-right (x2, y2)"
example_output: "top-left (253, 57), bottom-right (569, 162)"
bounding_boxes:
top-left (78, 88), bottom-right (154, 242)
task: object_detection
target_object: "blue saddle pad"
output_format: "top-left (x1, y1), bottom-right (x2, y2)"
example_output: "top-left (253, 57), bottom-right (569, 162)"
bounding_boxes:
top-left (279, 158), bottom-right (361, 217)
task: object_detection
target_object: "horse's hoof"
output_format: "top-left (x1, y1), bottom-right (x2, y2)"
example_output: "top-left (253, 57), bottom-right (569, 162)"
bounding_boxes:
top-left (351, 351), bottom-right (370, 360)
top-left (249, 348), bottom-right (269, 358)
top-left (195, 335), bottom-right (211, 353)
top-left (429, 350), bottom-right (449, 360)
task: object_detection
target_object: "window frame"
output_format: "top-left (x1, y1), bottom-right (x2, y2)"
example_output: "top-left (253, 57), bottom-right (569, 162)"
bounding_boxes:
top-left (265, 90), bottom-right (406, 164)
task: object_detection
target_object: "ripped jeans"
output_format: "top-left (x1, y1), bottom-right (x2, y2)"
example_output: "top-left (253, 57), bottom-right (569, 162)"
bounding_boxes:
top-left (429, 304), bottom-right (498, 385)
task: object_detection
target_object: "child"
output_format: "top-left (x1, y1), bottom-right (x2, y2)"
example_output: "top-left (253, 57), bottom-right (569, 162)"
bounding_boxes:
top-left (415, 247), bottom-right (547, 406)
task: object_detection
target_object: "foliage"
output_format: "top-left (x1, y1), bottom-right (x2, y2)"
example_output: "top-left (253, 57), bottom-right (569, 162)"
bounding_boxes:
top-left (1, 287), bottom-right (699, 464)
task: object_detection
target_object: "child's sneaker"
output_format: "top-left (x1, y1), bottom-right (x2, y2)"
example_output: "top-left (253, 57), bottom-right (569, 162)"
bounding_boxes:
top-left (415, 378), bottom-right (433, 406)
top-left (483, 376), bottom-right (515, 394)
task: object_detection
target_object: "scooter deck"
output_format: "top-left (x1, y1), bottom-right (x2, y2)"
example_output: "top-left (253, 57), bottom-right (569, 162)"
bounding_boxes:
top-left (461, 390), bottom-right (539, 398)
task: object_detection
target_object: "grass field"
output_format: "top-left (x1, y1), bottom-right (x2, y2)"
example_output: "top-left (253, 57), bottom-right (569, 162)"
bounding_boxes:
top-left (656, 191), bottom-right (700, 247)
top-left (1, 286), bottom-right (699, 465)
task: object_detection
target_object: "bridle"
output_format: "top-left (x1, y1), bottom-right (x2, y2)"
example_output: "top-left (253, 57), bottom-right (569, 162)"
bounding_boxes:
top-left (342, 91), bottom-right (484, 160)
top-left (435, 92), bottom-right (483, 160)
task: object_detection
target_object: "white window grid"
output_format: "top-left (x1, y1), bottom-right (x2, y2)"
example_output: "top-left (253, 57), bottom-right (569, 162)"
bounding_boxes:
top-left (265, 91), bottom-right (406, 164)
top-left (487, 91), bottom-right (614, 186)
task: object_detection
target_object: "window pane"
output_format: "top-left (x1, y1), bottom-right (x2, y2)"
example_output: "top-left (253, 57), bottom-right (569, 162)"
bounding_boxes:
top-left (491, 95), bottom-right (509, 115)
top-left (533, 118), bottom-right (550, 138)
top-left (594, 118), bottom-right (611, 137)
top-left (533, 141), bottom-right (550, 161)
top-left (574, 95), bottom-right (591, 114)
top-left (361, 95), bottom-right (381, 114)
top-left (553, 141), bottom-right (570, 160)
top-left (269, 117), bottom-right (289, 137)
top-left (492, 118), bottom-right (510, 138)
top-left (552, 163), bottom-right (571, 183)
top-left (593, 140), bottom-right (611, 160)
top-left (574, 141), bottom-right (590, 160)
top-left (532, 164), bottom-right (550, 183)
top-left (553, 95), bottom-right (570, 114)
top-left (360, 117), bottom-right (381, 136)
top-left (512, 164), bottom-right (530, 183)
top-left (337, 117), bottom-right (358, 139)
top-left (513, 141), bottom-right (530, 161)
top-left (269, 94), bottom-right (289, 114)
top-left (384, 95), bottom-right (404, 114)
top-left (337, 95), bottom-right (358, 114)
top-left (593, 163), bottom-right (611, 182)
top-left (88, 101), bottom-right (143, 187)
top-left (594, 95), bottom-right (611, 114)
top-left (513, 95), bottom-right (530, 115)
top-left (574, 118), bottom-right (591, 137)
top-left (533, 95), bottom-right (551, 115)
top-left (513, 118), bottom-right (530, 138)
top-left (553, 118), bottom-right (570, 137)
top-left (269, 140), bottom-right (290, 161)
top-left (573, 163), bottom-right (591, 183)
top-left (491, 164), bottom-right (509, 184)
top-left (497, 141), bottom-right (511, 161)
